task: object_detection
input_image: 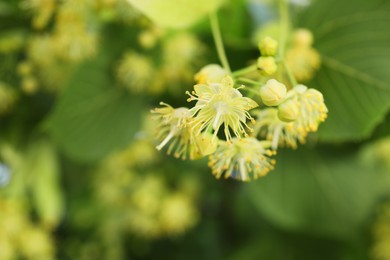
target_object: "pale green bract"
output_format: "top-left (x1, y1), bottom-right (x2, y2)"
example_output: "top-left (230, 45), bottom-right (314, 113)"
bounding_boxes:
top-left (127, 0), bottom-right (225, 28)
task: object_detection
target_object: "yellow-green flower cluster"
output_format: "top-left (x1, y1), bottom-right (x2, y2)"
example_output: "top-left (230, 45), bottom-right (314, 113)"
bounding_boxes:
top-left (208, 138), bottom-right (275, 181)
top-left (116, 51), bottom-right (155, 93)
top-left (152, 73), bottom-right (278, 182)
top-left (22, 0), bottom-right (56, 29)
top-left (0, 198), bottom-right (55, 260)
top-left (94, 139), bottom-right (200, 239)
top-left (160, 33), bottom-right (206, 87)
top-left (254, 81), bottom-right (328, 149)
top-left (151, 30), bottom-right (327, 182)
top-left (285, 28), bottom-right (321, 82)
top-left (114, 31), bottom-right (206, 95)
top-left (52, 0), bottom-right (98, 62)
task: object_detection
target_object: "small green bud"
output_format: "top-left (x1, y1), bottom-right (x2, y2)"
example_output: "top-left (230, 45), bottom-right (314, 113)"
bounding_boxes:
top-left (257, 57), bottom-right (277, 76)
top-left (194, 64), bottom-right (228, 84)
top-left (278, 99), bottom-right (300, 122)
top-left (260, 79), bottom-right (287, 106)
top-left (258, 36), bottom-right (278, 56)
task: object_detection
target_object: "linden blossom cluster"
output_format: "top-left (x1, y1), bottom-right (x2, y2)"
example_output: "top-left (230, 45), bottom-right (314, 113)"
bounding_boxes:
top-left (255, 81), bottom-right (328, 150)
top-left (152, 30), bottom-right (328, 182)
top-left (152, 69), bottom-right (271, 181)
top-left (152, 62), bottom-right (328, 181)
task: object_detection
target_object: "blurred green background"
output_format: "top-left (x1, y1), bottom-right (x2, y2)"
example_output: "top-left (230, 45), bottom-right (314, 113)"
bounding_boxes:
top-left (0, 0), bottom-right (390, 259)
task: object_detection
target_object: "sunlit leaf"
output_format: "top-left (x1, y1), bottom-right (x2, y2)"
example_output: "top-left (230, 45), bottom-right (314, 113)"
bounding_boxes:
top-left (127, 0), bottom-right (225, 28)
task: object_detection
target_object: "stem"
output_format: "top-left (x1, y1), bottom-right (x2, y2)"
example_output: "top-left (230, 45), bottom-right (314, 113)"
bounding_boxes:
top-left (272, 125), bottom-right (282, 150)
top-left (278, 0), bottom-right (289, 58)
top-left (278, 0), bottom-right (298, 87)
top-left (283, 61), bottom-right (297, 86)
top-left (209, 12), bottom-right (231, 74)
top-left (236, 77), bottom-right (262, 86)
top-left (232, 64), bottom-right (257, 77)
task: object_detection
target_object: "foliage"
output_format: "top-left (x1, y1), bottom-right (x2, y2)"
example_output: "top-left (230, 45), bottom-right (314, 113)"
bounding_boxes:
top-left (0, 0), bottom-right (389, 259)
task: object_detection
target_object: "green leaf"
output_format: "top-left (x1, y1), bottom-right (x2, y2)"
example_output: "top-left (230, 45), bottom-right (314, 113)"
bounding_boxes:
top-left (46, 55), bottom-right (145, 163)
top-left (371, 112), bottom-right (390, 140)
top-left (298, 1), bottom-right (390, 141)
top-left (127, 0), bottom-right (224, 29)
top-left (246, 146), bottom-right (389, 239)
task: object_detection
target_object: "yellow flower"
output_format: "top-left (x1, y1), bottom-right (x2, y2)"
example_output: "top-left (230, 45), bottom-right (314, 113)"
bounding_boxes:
top-left (163, 32), bottom-right (204, 67)
top-left (187, 76), bottom-right (258, 142)
top-left (152, 103), bottom-right (213, 159)
top-left (116, 51), bottom-right (154, 93)
top-left (292, 84), bottom-right (328, 132)
top-left (208, 137), bottom-right (276, 182)
top-left (159, 193), bottom-right (198, 236)
top-left (127, 210), bottom-right (162, 239)
top-left (254, 108), bottom-right (307, 149)
top-left (285, 46), bottom-right (321, 82)
top-left (131, 175), bottom-right (166, 216)
top-left (18, 227), bottom-right (55, 259)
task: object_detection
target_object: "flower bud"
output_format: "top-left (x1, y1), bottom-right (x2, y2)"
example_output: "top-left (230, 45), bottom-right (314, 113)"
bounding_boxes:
top-left (292, 28), bottom-right (313, 47)
top-left (257, 57), bottom-right (277, 76)
top-left (293, 84), bottom-right (308, 94)
top-left (259, 79), bottom-right (287, 106)
top-left (258, 36), bottom-right (278, 56)
top-left (278, 99), bottom-right (300, 122)
top-left (194, 64), bottom-right (228, 84)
